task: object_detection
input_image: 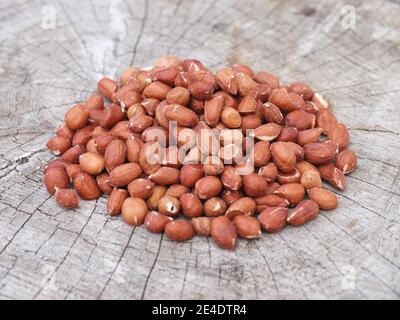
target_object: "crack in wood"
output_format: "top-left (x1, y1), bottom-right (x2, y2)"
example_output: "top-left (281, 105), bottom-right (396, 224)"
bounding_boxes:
top-left (140, 233), bottom-right (163, 299)
top-left (129, 0), bottom-right (149, 66)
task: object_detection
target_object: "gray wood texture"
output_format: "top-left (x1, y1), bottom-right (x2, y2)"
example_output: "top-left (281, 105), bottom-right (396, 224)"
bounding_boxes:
top-left (0, 0), bottom-right (399, 300)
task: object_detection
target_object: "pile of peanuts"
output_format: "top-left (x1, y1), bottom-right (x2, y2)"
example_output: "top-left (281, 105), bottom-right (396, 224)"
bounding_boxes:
top-left (44, 56), bottom-right (357, 250)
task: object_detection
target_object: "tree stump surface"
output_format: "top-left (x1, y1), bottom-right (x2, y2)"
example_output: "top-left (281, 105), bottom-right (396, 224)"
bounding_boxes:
top-left (0, 0), bottom-right (399, 299)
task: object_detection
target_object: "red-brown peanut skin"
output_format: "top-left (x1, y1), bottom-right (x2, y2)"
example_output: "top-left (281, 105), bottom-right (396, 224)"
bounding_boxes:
top-left (242, 174), bottom-right (267, 197)
top-left (277, 126), bottom-right (298, 143)
top-left (316, 109), bottom-right (337, 135)
top-left (109, 163), bottom-right (142, 187)
top-left (221, 190), bottom-right (243, 206)
top-left (144, 211), bottom-right (172, 233)
top-left (44, 167), bottom-right (69, 194)
top-left (335, 149), bottom-right (357, 174)
top-left (192, 217), bottom-right (212, 236)
top-left (79, 152), bottom-right (105, 175)
top-left (165, 220), bottom-right (195, 241)
top-left (221, 166), bottom-right (242, 191)
top-left (319, 163), bottom-right (346, 191)
top-left (46, 136), bottom-right (71, 155)
top-left (83, 137), bottom-right (97, 154)
top-left (94, 134), bottom-right (115, 154)
top-left (126, 135), bottom-right (143, 163)
top-left (180, 193), bottom-right (203, 218)
top-left (233, 215), bottom-right (261, 239)
top-left (96, 172), bottom-right (113, 195)
top-left (210, 216), bottom-right (238, 250)
top-left (287, 200), bottom-right (319, 226)
top-left (107, 188), bottom-right (128, 216)
top-left (273, 183), bottom-right (305, 206)
top-left (258, 163), bottom-right (278, 182)
top-left (271, 142), bottom-right (297, 173)
top-left (65, 164), bottom-right (83, 182)
top-left (72, 126), bottom-right (94, 146)
top-left (44, 159), bottom-right (68, 174)
top-left (128, 178), bottom-right (155, 199)
top-left (122, 197), bottom-right (148, 226)
top-left (303, 142), bottom-right (336, 165)
top-left (85, 94), bottom-right (104, 111)
top-left (180, 164), bottom-right (203, 188)
top-left (255, 194), bottom-right (289, 209)
top-left (158, 195), bottom-right (181, 216)
top-left (65, 104), bottom-right (89, 130)
top-left (258, 207), bottom-right (288, 233)
top-left (204, 197), bottom-right (227, 217)
top-left (105, 139), bottom-right (127, 173)
top-left (61, 145), bottom-right (85, 163)
top-left (56, 125), bottom-right (74, 140)
top-left (164, 104), bottom-right (199, 127)
top-left (284, 110), bottom-right (315, 131)
top-left (149, 167), bottom-right (180, 185)
top-left (307, 187), bottom-right (338, 210)
top-left (226, 197), bottom-right (257, 217)
top-left (165, 184), bottom-right (190, 199)
top-left (54, 188), bottom-right (80, 209)
top-left (97, 77), bottom-right (117, 99)
top-left (194, 176), bottom-right (222, 200)
top-left (328, 123), bottom-right (350, 151)
top-left (73, 172), bottom-right (102, 200)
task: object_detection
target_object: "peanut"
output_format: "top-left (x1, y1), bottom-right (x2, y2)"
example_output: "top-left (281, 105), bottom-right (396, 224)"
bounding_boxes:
top-left (43, 57), bottom-right (356, 251)
top-left (122, 197), bottom-right (148, 226)
top-left (210, 216), bottom-right (237, 250)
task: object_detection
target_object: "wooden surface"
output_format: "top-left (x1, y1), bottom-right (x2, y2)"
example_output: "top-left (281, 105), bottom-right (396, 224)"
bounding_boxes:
top-left (0, 0), bottom-right (399, 300)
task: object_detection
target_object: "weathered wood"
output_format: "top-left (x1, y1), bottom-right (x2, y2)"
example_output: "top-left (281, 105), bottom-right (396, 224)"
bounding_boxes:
top-left (0, 0), bottom-right (399, 299)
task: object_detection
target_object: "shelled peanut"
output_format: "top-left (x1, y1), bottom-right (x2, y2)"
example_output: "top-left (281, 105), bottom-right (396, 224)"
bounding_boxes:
top-left (44, 56), bottom-right (357, 250)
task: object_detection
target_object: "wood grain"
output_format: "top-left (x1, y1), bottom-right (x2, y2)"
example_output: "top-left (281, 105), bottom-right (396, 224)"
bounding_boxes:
top-left (0, 0), bottom-right (399, 299)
